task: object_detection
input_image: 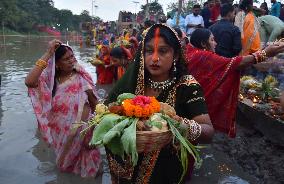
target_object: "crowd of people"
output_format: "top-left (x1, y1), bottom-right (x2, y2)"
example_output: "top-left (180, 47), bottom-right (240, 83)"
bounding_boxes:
top-left (25, 0), bottom-right (284, 183)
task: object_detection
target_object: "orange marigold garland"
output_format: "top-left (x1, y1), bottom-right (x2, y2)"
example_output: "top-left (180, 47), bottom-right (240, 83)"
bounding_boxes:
top-left (122, 96), bottom-right (160, 118)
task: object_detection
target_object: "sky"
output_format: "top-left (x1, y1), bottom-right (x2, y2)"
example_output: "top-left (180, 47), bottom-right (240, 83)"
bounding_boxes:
top-left (53, 0), bottom-right (175, 21)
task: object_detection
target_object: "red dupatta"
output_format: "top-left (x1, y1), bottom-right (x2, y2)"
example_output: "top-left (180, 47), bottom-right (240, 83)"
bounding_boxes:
top-left (185, 45), bottom-right (243, 138)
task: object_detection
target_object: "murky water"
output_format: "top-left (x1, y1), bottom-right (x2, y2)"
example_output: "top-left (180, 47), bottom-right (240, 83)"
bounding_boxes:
top-left (0, 37), bottom-right (256, 184)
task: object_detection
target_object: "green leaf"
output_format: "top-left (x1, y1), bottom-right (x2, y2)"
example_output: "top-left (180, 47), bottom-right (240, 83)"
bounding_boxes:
top-left (121, 118), bottom-right (139, 166)
top-left (117, 93), bottom-right (136, 104)
top-left (146, 120), bottom-right (163, 129)
top-left (89, 114), bottom-right (122, 146)
top-left (162, 115), bottom-right (201, 184)
top-left (106, 136), bottom-right (125, 158)
top-left (103, 118), bottom-right (131, 144)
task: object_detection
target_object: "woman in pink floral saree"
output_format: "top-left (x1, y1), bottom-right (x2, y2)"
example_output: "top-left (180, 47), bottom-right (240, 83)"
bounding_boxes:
top-left (25, 40), bottom-right (101, 177)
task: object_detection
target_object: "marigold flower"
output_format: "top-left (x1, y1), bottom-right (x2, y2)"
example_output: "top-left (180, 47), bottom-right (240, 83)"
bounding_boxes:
top-left (122, 96), bottom-right (160, 118)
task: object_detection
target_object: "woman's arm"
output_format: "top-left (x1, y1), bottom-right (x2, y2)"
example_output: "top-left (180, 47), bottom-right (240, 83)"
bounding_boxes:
top-left (192, 114), bottom-right (214, 144)
top-left (86, 89), bottom-right (98, 113)
top-left (25, 39), bottom-right (62, 88)
top-left (237, 43), bottom-right (284, 70)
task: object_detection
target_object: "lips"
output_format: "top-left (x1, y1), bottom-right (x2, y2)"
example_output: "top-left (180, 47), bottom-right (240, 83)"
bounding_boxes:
top-left (150, 65), bottom-right (160, 70)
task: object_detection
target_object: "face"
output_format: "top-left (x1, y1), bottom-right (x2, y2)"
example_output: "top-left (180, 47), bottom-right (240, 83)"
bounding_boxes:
top-left (228, 10), bottom-right (236, 22)
top-left (215, 0), bottom-right (220, 5)
top-left (208, 34), bottom-right (217, 52)
top-left (193, 8), bottom-right (201, 16)
top-left (209, 0), bottom-right (214, 7)
top-left (144, 37), bottom-right (175, 81)
top-left (56, 49), bottom-right (75, 72)
top-left (110, 57), bottom-right (122, 66)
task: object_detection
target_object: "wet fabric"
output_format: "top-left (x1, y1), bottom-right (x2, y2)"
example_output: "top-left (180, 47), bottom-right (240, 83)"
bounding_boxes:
top-left (28, 47), bottom-right (101, 177)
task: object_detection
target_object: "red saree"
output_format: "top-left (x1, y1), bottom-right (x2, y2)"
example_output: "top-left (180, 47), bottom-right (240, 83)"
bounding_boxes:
top-left (185, 45), bottom-right (243, 137)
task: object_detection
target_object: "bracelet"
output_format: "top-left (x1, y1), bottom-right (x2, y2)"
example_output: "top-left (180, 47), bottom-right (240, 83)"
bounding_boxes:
top-left (252, 50), bottom-right (268, 64)
top-left (182, 118), bottom-right (202, 141)
top-left (35, 59), bottom-right (48, 70)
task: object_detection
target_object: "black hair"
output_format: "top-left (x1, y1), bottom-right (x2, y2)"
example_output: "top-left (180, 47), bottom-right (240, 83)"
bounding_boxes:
top-left (239, 0), bottom-right (253, 11)
top-left (173, 27), bottom-right (183, 39)
top-left (110, 47), bottom-right (126, 59)
top-left (143, 25), bottom-right (188, 81)
top-left (204, 2), bottom-right (209, 6)
top-left (52, 44), bottom-right (72, 97)
top-left (193, 4), bottom-right (201, 9)
top-left (221, 3), bottom-right (235, 17)
top-left (144, 20), bottom-right (153, 28)
top-left (190, 28), bottom-right (212, 49)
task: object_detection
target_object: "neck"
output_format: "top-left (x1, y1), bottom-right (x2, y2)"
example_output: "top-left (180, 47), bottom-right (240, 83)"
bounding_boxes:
top-left (222, 17), bottom-right (230, 21)
top-left (150, 74), bottom-right (170, 82)
top-left (59, 70), bottom-right (73, 77)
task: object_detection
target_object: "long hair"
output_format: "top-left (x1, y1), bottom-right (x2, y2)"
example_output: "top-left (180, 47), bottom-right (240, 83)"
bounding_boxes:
top-left (143, 25), bottom-right (188, 81)
top-left (52, 45), bottom-right (72, 97)
top-left (190, 28), bottom-right (212, 50)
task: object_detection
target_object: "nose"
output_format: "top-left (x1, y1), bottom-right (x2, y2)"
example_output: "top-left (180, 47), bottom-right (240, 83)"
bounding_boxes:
top-left (152, 56), bottom-right (159, 63)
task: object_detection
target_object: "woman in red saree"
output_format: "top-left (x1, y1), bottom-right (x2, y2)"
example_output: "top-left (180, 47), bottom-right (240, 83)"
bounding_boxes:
top-left (185, 28), bottom-right (284, 137)
top-left (96, 44), bottom-right (115, 84)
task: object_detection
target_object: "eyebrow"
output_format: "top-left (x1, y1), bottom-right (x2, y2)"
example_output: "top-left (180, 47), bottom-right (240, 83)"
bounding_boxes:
top-left (145, 44), bottom-right (170, 49)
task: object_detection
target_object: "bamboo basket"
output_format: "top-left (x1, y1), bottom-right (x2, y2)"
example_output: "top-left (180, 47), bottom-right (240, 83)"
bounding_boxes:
top-left (136, 130), bottom-right (172, 153)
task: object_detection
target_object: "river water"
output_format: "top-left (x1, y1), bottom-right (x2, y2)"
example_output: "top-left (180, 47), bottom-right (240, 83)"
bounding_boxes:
top-left (0, 37), bottom-right (256, 184)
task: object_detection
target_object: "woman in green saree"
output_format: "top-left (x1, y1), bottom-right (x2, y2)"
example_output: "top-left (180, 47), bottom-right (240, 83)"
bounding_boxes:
top-left (106, 24), bottom-right (214, 184)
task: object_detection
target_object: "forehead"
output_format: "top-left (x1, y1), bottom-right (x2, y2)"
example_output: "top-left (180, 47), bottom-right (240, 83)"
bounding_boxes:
top-left (145, 37), bottom-right (170, 47)
top-left (61, 49), bottom-right (73, 58)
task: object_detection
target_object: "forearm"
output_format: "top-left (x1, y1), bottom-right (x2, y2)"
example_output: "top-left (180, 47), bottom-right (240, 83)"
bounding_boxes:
top-left (237, 55), bottom-right (255, 70)
top-left (25, 51), bottom-right (52, 88)
top-left (184, 114), bottom-right (214, 144)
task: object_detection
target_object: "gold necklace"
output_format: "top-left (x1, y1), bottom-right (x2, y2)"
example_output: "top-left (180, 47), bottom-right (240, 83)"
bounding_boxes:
top-left (58, 72), bottom-right (73, 83)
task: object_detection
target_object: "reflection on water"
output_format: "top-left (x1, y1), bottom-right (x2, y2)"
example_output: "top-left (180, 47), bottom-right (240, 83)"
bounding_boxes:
top-left (0, 37), bottom-right (101, 184)
top-left (0, 37), bottom-right (255, 184)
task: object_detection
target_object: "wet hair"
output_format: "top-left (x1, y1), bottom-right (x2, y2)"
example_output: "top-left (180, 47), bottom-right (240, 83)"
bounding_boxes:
top-left (190, 28), bottom-right (212, 49)
top-left (143, 25), bottom-right (188, 81)
top-left (221, 3), bottom-right (235, 17)
top-left (110, 47), bottom-right (126, 59)
top-left (52, 44), bottom-right (72, 97)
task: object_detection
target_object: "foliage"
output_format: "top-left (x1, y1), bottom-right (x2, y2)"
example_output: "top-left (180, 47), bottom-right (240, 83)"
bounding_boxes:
top-left (167, 0), bottom-right (195, 16)
top-left (0, 0), bottom-right (97, 33)
top-left (140, 0), bottom-right (165, 19)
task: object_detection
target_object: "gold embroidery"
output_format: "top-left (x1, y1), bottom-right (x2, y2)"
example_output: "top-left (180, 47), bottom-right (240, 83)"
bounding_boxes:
top-left (177, 75), bottom-right (199, 87)
top-left (186, 97), bottom-right (205, 103)
top-left (135, 151), bottom-right (160, 184)
top-left (107, 153), bottom-right (134, 181)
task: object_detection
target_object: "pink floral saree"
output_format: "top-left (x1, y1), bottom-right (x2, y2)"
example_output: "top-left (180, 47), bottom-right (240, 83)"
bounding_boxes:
top-left (28, 46), bottom-right (101, 177)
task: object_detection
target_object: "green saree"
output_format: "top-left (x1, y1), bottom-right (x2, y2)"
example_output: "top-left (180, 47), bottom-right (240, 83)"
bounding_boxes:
top-left (106, 24), bottom-right (208, 184)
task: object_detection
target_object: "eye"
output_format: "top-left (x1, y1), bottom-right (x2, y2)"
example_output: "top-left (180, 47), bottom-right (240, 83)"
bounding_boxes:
top-left (145, 48), bottom-right (153, 54)
top-left (159, 48), bottom-right (168, 54)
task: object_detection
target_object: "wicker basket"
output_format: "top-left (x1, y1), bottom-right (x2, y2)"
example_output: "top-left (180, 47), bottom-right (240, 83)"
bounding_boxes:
top-left (136, 130), bottom-right (172, 153)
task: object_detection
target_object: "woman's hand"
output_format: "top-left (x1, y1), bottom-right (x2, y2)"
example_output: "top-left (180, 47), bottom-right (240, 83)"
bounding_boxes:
top-left (264, 42), bottom-right (284, 57)
top-left (46, 39), bottom-right (62, 56)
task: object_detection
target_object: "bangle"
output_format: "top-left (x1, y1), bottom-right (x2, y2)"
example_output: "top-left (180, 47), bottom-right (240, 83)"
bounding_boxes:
top-left (182, 118), bottom-right (202, 141)
top-left (260, 50), bottom-right (267, 61)
top-left (35, 59), bottom-right (48, 70)
top-left (252, 50), bottom-right (267, 64)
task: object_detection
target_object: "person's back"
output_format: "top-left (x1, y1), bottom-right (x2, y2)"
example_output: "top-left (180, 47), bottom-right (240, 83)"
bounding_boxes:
top-left (209, 3), bottom-right (242, 57)
top-left (259, 15), bottom-right (284, 42)
top-left (201, 1), bottom-right (212, 28)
